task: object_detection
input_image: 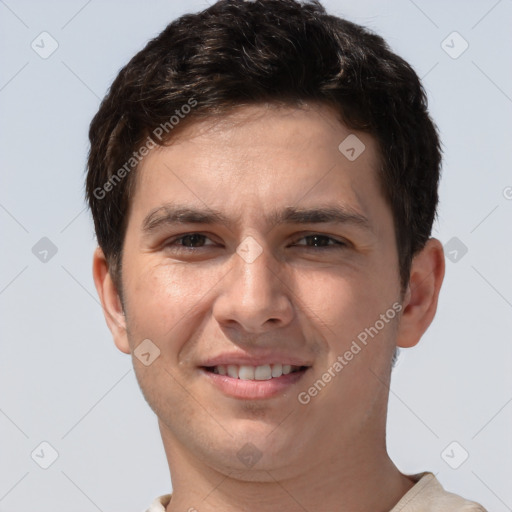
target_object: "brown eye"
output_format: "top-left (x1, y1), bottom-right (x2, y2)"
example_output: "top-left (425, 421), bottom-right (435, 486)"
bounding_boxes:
top-left (294, 234), bottom-right (346, 248)
top-left (179, 234), bottom-right (208, 247)
top-left (165, 233), bottom-right (215, 250)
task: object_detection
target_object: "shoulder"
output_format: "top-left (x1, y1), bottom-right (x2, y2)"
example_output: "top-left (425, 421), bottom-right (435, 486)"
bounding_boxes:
top-left (391, 473), bottom-right (487, 512)
top-left (144, 493), bottom-right (172, 512)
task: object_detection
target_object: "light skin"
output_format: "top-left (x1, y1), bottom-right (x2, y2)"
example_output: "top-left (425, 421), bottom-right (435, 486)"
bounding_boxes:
top-left (93, 103), bottom-right (445, 512)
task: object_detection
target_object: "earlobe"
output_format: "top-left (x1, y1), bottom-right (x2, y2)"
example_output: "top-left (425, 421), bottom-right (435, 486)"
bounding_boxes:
top-left (396, 238), bottom-right (445, 349)
top-left (92, 247), bottom-right (131, 354)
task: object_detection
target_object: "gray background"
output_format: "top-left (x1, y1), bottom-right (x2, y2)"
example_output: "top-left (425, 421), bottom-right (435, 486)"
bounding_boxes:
top-left (1, 0), bottom-right (511, 511)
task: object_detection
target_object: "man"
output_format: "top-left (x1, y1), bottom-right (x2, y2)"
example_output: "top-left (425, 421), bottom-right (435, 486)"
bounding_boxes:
top-left (86, 1), bottom-right (487, 510)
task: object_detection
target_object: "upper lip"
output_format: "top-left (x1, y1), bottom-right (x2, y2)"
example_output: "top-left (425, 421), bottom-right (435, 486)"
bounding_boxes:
top-left (200, 352), bottom-right (312, 368)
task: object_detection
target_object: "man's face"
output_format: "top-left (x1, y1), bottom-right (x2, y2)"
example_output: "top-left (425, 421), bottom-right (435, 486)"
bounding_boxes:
top-left (117, 104), bottom-right (402, 477)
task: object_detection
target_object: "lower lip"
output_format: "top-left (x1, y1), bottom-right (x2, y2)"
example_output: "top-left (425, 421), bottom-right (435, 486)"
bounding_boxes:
top-left (200, 368), bottom-right (309, 400)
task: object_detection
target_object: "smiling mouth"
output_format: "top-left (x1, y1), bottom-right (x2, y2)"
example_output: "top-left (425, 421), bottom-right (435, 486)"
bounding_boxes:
top-left (202, 364), bottom-right (309, 380)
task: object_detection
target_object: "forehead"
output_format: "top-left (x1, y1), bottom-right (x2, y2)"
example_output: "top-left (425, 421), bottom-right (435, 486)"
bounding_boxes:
top-left (153, 103), bottom-right (376, 164)
top-left (131, 103), bottom-right (384, 223)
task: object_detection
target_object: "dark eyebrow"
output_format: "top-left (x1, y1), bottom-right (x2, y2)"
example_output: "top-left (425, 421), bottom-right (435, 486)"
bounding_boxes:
top-left (141, 204), bottom-right (372, 235)
top-left (142, 206), bottom-right (231, 234)
top-left (273, 206), bottom-right (371, 230)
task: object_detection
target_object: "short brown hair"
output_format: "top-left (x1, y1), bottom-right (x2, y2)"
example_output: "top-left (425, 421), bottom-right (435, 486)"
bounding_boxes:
top-left (86, 0), bottom-right (441, 293)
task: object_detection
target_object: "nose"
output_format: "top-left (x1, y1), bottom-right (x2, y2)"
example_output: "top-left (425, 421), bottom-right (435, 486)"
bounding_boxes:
top-left (212, 239), bottom-right (294, 334)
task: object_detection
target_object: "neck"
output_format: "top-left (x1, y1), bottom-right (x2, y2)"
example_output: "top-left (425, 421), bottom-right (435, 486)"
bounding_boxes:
top-left (161, 424), bottom-right (414, 512)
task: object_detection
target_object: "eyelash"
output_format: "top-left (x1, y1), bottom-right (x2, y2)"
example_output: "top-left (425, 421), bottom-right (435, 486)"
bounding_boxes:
top-left (164, 233), bottom-right (347, 250)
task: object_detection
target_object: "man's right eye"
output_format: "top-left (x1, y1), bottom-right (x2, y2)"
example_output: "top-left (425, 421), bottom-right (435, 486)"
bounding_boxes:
top-left (166, 233), bottom-right (214, 249)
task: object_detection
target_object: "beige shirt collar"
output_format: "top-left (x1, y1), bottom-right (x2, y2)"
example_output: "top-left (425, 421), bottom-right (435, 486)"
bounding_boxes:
top-left (145, 472), bottom-right (486, 512)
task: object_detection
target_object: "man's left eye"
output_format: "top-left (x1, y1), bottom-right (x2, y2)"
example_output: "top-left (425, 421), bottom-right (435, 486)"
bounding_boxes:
top-left (293, 234), bottom-right (346, 248)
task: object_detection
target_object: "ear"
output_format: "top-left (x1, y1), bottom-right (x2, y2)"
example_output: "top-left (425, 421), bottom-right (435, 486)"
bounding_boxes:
top-left (92, 247), bottom-right (131, 354)
top-left (396, 238), bottom-right (445, 348)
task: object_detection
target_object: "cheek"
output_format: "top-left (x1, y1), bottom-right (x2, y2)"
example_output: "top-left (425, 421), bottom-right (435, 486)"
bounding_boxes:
top-left (123, 260), bottom-right (225, 346)
top-left (293, 265), bottom-right (395, 345)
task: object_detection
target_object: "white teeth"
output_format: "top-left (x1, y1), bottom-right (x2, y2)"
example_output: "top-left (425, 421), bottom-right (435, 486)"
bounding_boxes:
top-left (227, 365), bottom-right (238, 379)
top-left (211, 363), bottom-right (302, 380)
top-left (271, 363), bottom-right (283, 377)
top-left (254, 364), bottom-right (272, 380)
top-left (238, 365), bottom-right (255, 380)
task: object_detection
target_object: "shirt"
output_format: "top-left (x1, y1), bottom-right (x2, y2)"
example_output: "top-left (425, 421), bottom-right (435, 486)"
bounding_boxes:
top-left (145, 472), bottom-right (487, 511)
